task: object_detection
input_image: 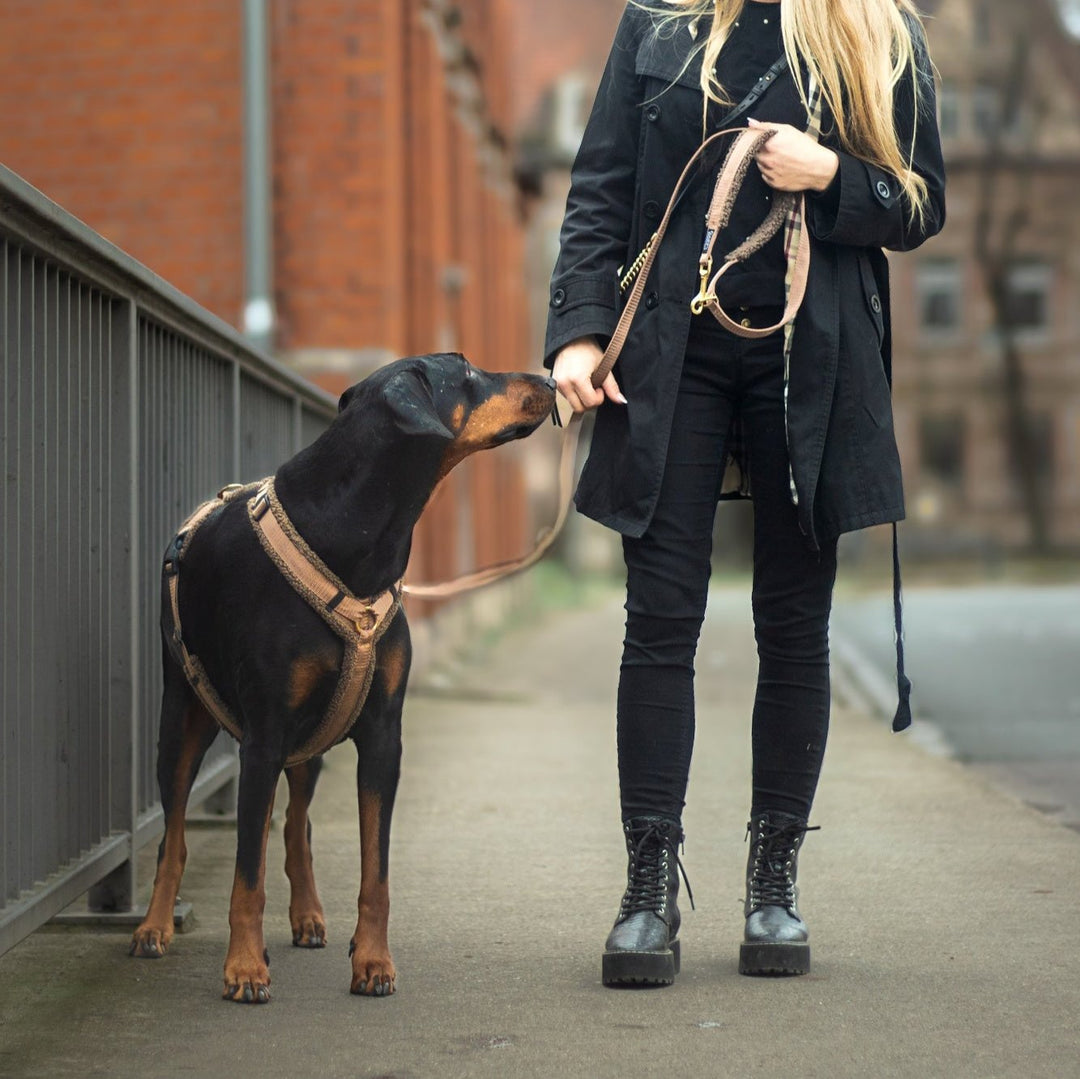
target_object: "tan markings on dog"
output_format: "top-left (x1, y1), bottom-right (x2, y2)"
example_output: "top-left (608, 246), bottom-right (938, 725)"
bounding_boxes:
top-left (459, 394), bottom-right (518, 445)
top-left (131, 701), bottom-right (217, 958)
top-left (284, 762), bottom-right (327, 948)
top-left (350, 790), bottom-right (396, 995)
top-left (437, 394), bottom-right (518, 478)
top-left (288, 653), bottom-right (335, 710)
top-left (223, 799), bottom-right (275, 1002)
top-left (379, 640), bottom-right (407, 700)
top-left (450, 402), bottom-right (465, 431)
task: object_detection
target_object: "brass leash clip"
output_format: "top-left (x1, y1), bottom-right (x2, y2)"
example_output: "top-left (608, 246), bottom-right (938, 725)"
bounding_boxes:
top-left (691, 254), bottom-right (712, 315)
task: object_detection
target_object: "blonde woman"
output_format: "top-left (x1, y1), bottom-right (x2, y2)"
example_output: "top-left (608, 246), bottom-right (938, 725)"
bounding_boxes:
top-left (545, 0), bottom-right (945, 986)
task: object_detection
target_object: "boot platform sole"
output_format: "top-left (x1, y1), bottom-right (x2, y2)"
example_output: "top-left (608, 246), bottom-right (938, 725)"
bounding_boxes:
top-left (739, 940), bottom-right (809, 976)
top-left (602, 939), bottom-right (680, 987)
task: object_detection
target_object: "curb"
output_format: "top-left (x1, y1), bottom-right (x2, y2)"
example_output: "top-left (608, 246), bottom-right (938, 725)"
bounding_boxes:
top-left (830, 630), bottom-right (955, 758)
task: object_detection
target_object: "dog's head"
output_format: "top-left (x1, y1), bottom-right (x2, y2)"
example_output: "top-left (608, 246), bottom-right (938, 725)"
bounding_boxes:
top-left (338, 353), bottom-right (557, 478)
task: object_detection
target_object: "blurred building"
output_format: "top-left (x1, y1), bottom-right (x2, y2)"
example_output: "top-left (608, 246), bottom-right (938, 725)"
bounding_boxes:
top-left (513, 0), bottom-right (629, 575)
top-left (516, 0), bottom-right (1080, 561)
top-left (893, 0), bottom-right (1080, 556)
top-left (0, 0), bottom-right (537, 633)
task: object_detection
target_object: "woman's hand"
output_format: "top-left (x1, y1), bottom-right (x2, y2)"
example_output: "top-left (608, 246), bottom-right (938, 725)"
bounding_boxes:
top-left (552, 336), bottom-right (626, 414)
top-left (747, 119), bottom-right (839, 193)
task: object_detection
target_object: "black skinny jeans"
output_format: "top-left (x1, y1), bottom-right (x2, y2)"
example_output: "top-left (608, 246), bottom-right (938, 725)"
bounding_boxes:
top-left (618, 311), bottom-right (838, 823)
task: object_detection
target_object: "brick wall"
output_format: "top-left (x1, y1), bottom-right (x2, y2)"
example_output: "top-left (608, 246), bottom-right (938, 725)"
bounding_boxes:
top-left (510, 0), bottom-right (625, 129)
top-left (0, 0), bottom-right (537, 607)
top-left (0, 0), bottom-right (245, 326)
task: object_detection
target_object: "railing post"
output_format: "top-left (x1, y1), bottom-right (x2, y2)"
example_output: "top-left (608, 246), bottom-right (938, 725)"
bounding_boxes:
top-left (195, 357), bottom-right (245, 819)
top-left (0, 163), bottom-right (337, 952)
top-left (88, 298), bottom-right (139, 912)
top-left (232, 360), bottom-right (242, 477)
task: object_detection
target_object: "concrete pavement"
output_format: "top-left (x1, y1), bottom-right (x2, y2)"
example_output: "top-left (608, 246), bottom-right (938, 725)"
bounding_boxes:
top-left (1, 585), bottom-right (1078, 1079)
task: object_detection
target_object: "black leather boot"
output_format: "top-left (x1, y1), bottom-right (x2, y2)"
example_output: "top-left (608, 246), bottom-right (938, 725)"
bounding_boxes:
top-left (602, 816), bottom-right (691, 987)
top-left (739, 810), bottom-right (818, 976)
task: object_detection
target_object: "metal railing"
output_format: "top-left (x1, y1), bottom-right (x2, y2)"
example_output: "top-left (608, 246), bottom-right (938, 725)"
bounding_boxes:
top-left (0, 163), bottom-right (337, 954)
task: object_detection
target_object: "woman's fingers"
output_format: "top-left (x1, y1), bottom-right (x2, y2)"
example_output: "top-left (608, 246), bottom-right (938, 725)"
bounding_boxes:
top-left (575, 377), bottom-right (605, 411)
top-left (601, 373), bottom-right (627, 405)
top-left (554, 368), bottom-right (601, 413)
top-left (552, 338), bottom-right (611, 413)
top-left (749, 122), bottom-right (836, 192)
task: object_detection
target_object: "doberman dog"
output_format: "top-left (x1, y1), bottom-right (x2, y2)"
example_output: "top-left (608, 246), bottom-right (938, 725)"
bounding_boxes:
top-left (129, 353), bottom-right (556, 1003)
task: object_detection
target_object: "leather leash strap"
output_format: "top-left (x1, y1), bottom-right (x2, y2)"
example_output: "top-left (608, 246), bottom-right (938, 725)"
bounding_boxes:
top-left (696, 129), bottom-right (811, 338)
top-left (403, 126), bottom-right (805, 601)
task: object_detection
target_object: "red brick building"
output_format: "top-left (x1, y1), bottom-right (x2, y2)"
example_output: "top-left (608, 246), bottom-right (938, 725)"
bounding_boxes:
top-left (0, 0), bottom-right (535, 616)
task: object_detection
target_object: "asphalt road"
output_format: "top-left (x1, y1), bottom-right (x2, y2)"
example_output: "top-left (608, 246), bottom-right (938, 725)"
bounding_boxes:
top-left (832, 584), bottom-right (1080, 829)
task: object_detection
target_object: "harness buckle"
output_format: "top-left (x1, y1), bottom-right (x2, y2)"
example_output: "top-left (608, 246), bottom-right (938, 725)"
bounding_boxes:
top-left (251, 490), bottom-right (271, 520)
top-left (354, 609), bottom-right (377, 637)
top-left (163, 530), bottom-right (188, 576)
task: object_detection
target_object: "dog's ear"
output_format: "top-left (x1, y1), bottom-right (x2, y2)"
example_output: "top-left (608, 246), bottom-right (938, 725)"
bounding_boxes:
top-left (383, 371), bottom-right (454, 441)
top-left (338, 384), bottom-right (359, 413)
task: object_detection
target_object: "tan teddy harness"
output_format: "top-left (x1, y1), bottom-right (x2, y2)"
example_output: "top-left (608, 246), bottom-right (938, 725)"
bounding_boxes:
top-left (163, 480), bottom-right (402, 767)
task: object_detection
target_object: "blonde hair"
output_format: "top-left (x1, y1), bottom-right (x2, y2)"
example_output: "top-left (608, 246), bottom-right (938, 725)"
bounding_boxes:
top-left (635, 0), bottom-right (931, 223)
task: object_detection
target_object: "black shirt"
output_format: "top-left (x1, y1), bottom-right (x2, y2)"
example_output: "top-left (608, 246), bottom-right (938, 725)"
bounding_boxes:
top-left (706, 1), bottom-right (807, 309)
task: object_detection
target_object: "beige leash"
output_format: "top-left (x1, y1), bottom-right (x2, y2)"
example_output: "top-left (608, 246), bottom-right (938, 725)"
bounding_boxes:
top-left (403, 126), bottom-right (810, 600)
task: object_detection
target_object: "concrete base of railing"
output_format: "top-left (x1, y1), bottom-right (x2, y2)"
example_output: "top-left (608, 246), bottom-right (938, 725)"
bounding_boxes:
top-left (49, 901), bottom-right (193, 932)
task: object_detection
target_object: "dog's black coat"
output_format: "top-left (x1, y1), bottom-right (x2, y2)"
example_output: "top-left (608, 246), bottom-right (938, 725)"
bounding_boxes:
top-left (132, 353), bottom-right (556, 1002)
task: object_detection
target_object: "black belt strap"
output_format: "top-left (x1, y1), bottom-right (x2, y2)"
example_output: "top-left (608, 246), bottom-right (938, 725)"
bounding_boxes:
top-left (891, 522), bottom-right (913, 731)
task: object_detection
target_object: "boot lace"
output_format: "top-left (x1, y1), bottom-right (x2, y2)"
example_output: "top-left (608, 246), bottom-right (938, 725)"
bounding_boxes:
top-left (745, 819), bottom-right (820, 912)
top-left (619, 821), bottom-right (695, 919)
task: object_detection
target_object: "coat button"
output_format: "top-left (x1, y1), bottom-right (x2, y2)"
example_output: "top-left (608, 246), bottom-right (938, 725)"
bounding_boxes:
top-left (643, 199), bottom-right (660, 220)
top-left (645, 291), bottom-right (659, 310)
top-left (645, 103), bottom-right (662, 122)
top-left (551, 288), bottom-right (566, 308)
top-left (870, 294), bottom-right (882, 314)
top-left (876, 180), bottom-right (891, 199)
top-left (740, 317), bottom-right (752, 328)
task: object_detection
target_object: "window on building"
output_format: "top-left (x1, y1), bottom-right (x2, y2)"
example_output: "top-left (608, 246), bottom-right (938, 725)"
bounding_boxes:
top-left (916, 259), bottom-right (963, 337)
top-left (552, 75), bottom-right (588, 158)
top-left (938, 80), bottom-right (959, 139)
top-left (973, 83), bottom-right (1000, 138)
top-left (1027, 411), bottom-right (1055, 487)
top-left (1005, 262), bottom-right (1052, 334)
top-left (920, 413), bottom-right (966, 488)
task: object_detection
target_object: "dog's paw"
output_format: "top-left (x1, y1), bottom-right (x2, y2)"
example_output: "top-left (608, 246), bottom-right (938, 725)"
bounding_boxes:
top-left (348, 941), bottom-right (396, 997)
top-left (291, 911), bottom-right (327, 948)
top-left (223, 951), bottom-right (272, 1004)
top-left (130, 925), bottom-right (170, 958)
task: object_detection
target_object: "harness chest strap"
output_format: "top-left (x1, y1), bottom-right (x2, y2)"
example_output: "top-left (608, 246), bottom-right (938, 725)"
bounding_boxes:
top-left (165, 481), bottom-right (402, 767)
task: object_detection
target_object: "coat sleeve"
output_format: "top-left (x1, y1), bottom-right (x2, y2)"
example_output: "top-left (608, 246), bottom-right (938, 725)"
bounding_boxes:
top-left (806, 15), bottom-right (946, 253)
top-left (543, 6), bottom-right (644, 368)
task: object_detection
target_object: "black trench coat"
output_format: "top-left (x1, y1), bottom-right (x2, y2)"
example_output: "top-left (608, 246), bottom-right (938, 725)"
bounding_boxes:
top-left (544, 5), bottom-right (947, 549)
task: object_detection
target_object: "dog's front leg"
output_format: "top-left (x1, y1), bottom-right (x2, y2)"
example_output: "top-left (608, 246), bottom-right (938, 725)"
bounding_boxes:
top-left (284, 756), bottom-right (327, 947)
top-left (349, 622), bottom-right (409, 997)
top-left (349, 781), bottom-right (397, 997)
top-left (223, 738), bottom-right (282, 1003)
